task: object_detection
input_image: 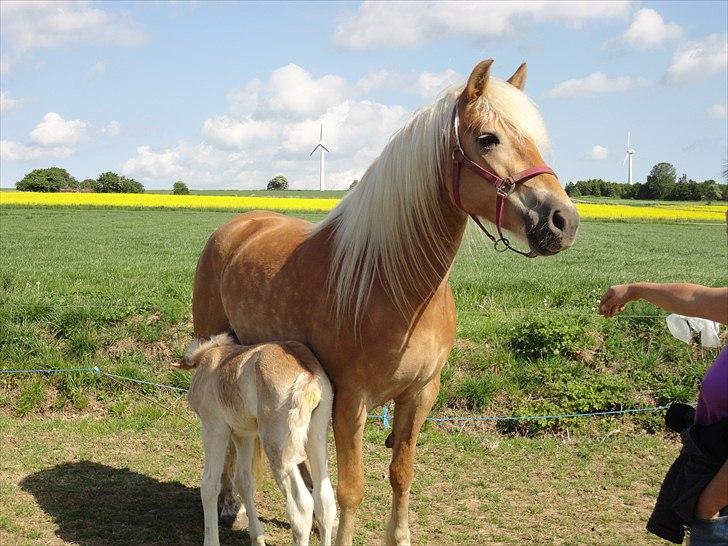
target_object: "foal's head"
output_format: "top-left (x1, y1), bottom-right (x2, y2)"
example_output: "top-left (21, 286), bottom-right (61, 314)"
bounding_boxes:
top-left (452, 59), bottom-right (579, 256)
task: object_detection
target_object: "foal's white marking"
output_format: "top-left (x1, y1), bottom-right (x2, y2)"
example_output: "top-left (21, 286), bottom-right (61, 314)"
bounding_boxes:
top-left (186, 334), bottom-right (336, 546)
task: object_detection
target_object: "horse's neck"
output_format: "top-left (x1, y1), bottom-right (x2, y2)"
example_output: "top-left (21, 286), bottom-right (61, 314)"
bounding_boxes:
top-left (423, 184), bottom-right (468, 289)
top-left (393, 182), bottom-right (468, 314)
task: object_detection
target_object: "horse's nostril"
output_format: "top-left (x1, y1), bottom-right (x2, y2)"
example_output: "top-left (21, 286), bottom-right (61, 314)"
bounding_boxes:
top-left (551, 210), bottom-right (566, 232)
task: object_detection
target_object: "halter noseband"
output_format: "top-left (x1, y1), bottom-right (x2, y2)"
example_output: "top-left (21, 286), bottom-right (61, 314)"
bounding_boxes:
top-left (450, 105), bottom-right (556, 258)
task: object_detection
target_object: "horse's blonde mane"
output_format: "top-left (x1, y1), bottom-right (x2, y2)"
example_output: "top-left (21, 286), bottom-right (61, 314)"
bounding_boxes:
top-left (313, 78), bottom-right (548, 325)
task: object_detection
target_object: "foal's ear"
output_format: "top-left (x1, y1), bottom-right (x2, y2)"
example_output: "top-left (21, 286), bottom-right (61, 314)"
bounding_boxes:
top-left (507, 62), bottom-right (527, 91)
top-left (465, 59), bottom-right (494, 102)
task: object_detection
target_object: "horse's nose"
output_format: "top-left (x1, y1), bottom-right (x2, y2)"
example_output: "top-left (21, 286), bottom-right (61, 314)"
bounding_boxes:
top-left (547, 204), bottom-right (579, 249)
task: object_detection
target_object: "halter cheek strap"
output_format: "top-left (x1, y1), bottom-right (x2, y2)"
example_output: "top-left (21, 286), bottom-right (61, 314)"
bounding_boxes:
top-left (450, 106), bottom-right (556, 258)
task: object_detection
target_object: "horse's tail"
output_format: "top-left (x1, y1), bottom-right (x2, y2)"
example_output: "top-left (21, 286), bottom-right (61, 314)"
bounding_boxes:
top-left (175, 332), bottom-right (237, 369)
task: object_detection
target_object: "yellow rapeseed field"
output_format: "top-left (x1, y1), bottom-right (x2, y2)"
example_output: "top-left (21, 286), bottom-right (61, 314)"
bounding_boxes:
top-left (1, 191), bottom-right (726, 222)
top-left (0, 191), bottom-right (339, 212)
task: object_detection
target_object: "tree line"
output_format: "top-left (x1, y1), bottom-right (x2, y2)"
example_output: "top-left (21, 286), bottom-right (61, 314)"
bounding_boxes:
top-left (565, 162), bottom-right (727, 201)
top-left (14, 167), bottom-right (194, 195)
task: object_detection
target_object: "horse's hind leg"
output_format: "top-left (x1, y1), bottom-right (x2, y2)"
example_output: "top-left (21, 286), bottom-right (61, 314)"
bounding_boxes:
top-left (200, 423), bottom-right (231, 546)
top-left (230, 434), bottom-right (265, 546)
top-left (385, 375), bottom-right (440, 546)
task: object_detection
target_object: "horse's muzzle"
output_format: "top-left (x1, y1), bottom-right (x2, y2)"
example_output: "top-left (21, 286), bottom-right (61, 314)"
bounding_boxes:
top-left (526, 201), bottom-right (579, 255)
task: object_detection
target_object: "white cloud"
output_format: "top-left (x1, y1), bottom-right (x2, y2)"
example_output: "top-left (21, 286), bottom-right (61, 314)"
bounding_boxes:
top-left (101, 120), bottom-right (121, 136)
top-left (0, 91), bottom-right (25, 113)
top-left (0, 0), bottom-right (147, 52)
top-left (122, 142), bottom-right (252, 186)
top-left (334, 1), bottom-right (631, 49)
top-left (265, 64), bottom-right (348, 118)
top-left (664, 34), bottom-right (728, 86)
top-left (619, 8), bottom-right (682, 49)
top-left (546, 72), bottom-right (648, 98)
top-left (89, 60), bottom-right (107, 77)
top-left (0, 54), bottom-right (10, 75)
top-left (707, 103), bottom-right (727, 119)
top-left (29, 112), bottom-right (88, 146)
top-left (226, 80), bottom-right (261, 117)
top-left (124, 63), bottom-right (412, 189)
top-left (201, 116), bottom-right (277, 150)
top-left (0, 140), bottom-right (73, 161)
top-left (587, 145), bottom-right (609, 161)
top-left (416, 69), bottom-right (461, 98)
top-left (355, 69), bottom-right (404, 94)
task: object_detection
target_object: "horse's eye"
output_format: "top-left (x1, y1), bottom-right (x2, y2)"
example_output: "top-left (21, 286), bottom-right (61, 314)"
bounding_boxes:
top-left (477, 133), bottom-right (500, 150)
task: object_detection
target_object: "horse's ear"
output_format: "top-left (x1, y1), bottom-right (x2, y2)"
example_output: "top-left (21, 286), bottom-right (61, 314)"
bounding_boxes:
top-left (507, 62), bottom-right (527, 91)
top-left (465, 59), bottom-right (494, 102)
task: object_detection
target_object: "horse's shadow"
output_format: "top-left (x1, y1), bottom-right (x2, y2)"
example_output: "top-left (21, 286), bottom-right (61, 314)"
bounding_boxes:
top-left (20, 460), bottom-right (288, 545)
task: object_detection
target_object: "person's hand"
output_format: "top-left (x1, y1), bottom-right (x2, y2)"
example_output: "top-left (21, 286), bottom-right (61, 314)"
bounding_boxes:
top-left (599, 284), bottom-right (633, 317)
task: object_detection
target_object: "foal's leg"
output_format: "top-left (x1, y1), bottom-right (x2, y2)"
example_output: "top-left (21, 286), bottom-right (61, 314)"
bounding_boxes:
top-left (269, 461), bottom-right (315, 545)
top-left (200, 423), bottom-right (231, 546)
top-left (218, 441), bottom-right (245, 528)
top-left (305, 403), bottom-right (337, 545)
top-left (385, 376), bottom-right (440, 546)
top-left (230, 434), bottom-right (265, 546)
top-left (332, 394), bottom-right (368, 546)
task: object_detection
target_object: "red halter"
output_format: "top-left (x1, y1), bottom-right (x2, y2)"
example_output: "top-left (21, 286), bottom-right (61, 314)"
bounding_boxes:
top-left (450, 106), bottom-right (556, 258)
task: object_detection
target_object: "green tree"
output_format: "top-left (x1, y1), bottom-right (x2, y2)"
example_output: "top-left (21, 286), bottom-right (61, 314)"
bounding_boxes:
top-left (699, 181), bottom-right (722, 202)
top-left (95, 172), bottom-right (144, 193)
top-left (266, 175), bottom-right (288, 190)
top-left (79, 178), bottom-right (97, 191)
top-left (677, 173), bottom-right (688, 185)
top-left (643, 162), bottom-right (676, 199)
top-left (172, 181), bottom-right (189, 195)
top-left (15, 167), bottom-right (77, 192)
top-left (349, 179), bottom-right (359, 190)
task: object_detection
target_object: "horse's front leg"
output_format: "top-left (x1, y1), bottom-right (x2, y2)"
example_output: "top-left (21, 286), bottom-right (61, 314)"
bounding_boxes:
top-left (386, 375), bottom-right (440, 546)
top-left (332, 391), bottom-right (368, 546)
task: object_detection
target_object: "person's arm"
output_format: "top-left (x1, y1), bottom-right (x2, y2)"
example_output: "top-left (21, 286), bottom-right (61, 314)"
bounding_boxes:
top-left (695, 459), bottom-right (728, 520)
top-left (599, 283), bottom-right (728, 324)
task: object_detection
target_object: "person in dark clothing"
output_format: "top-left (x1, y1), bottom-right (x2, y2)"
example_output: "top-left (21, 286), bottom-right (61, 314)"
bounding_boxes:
top-left (600, 283), bottom-right (728, 545)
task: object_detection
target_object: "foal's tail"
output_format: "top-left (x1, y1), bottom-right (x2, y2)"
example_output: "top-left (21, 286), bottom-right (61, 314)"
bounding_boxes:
top-left (286, 369), bottom-right (322, 466)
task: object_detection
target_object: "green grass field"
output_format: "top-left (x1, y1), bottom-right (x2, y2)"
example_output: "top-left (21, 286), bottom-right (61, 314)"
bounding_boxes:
top-left (145, 189), bottom-right (349, 198)
top-left (1, 206), bottom-right (725, 425)
top-left (1, 204), bottom-right (726, 544)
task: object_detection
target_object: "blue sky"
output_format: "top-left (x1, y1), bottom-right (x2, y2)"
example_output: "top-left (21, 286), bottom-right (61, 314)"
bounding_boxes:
top-left (1, 0), bottom-right (726, 190)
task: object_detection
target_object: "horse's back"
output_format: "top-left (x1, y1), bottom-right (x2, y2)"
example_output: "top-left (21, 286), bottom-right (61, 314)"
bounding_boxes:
top-left (193, 210), bottom-right (322, 343)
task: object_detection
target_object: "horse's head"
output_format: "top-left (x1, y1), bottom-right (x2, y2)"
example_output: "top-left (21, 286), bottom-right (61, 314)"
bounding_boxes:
top-left (451, 59), bottom-right (579, 256)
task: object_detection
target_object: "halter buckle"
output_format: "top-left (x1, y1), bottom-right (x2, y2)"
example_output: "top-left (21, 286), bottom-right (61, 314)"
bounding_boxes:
top-left (497, 178), bottom-right (515, 197)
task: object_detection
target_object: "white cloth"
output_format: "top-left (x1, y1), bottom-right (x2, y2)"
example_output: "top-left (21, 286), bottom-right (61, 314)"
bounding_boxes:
top-left (666, 314), bottom-right (722, 348)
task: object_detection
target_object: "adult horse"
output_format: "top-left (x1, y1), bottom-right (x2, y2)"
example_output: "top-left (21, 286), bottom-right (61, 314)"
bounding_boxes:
top-left (193, 59), bottom-right (579, 545)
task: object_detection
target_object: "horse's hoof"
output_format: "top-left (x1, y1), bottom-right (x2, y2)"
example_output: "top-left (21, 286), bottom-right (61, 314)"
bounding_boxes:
top-left (385, 432), bottom-right (394, 448)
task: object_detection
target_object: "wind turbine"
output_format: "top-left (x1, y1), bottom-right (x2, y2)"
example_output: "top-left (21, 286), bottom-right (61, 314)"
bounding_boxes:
top-left (623, 132), bottom-right (635, 184)
top-left (310, 124), bottom-right (330, 191)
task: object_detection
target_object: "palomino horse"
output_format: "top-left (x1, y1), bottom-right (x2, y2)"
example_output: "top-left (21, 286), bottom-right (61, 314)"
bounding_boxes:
top-left (193, 59), bottom-right (579, 545)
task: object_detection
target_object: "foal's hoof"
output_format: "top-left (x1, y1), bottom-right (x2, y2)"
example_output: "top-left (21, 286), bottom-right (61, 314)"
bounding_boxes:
top-left (219, 496), bottom-right (244, 528)
top-left (385, 432), bottom-right (394, 448)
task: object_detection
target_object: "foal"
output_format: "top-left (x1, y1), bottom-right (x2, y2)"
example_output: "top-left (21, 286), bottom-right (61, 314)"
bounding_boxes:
top-left (184, 334), bottom-right (336, 546)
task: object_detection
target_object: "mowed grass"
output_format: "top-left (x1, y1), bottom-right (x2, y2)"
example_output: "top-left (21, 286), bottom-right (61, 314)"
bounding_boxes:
top-left (0, 412), bottom-right (679, 546)
top-left (0, 206), bottom-right (726, 429)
